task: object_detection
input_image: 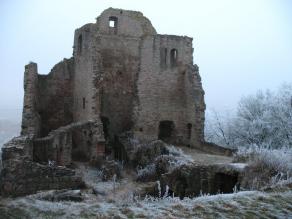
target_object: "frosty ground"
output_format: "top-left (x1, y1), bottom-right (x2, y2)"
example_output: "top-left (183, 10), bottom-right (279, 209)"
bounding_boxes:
top-left (0, 145), bottom-right (291, 219)
top-left (0, 185), bottom-right (291, 219)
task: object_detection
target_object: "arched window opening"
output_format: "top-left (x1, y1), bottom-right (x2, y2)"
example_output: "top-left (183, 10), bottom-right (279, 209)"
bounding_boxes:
top-left (78, 35), bottom-right (82, 55)
top-left (170, 49), bottom-right (178, 67)
top-left (160, 48), bottom-right (167, 68)
top-left (109, 16), bottom-right (118, 34)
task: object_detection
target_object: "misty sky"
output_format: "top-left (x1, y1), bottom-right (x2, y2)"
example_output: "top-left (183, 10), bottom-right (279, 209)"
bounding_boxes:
top-left (0, 0), bottom-right (291, 121)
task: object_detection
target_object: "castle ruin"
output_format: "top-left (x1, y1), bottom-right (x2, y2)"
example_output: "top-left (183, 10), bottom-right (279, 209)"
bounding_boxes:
top-left (0, 8), bottom-right (231, 197)
top-left (22, 8), bottom-right (206, 164)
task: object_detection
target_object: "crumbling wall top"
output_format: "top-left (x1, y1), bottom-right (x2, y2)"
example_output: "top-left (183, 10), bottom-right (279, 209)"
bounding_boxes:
top-left (96, 7), bottom-right (157, 37)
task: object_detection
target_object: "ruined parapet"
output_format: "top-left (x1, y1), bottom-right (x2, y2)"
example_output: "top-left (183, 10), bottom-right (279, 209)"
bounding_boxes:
top-left (0, 136), bottom-right (84, 197)
top-left (21, 62), bottom-right (41, 136)
top-left (37, 58), bottom-right (74, 136)
top-left (1, 135), bottom-right (34, 163)
top-left (0, 159), bottom-right (84, 197)
top-left (96, 8), bottom-right (157, 37)
top-left (33, 120), bottom-right (105, 166)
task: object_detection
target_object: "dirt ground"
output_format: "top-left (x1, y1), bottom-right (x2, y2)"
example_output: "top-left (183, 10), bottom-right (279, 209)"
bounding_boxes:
top-left (177, 145), bottom-right (233, 165)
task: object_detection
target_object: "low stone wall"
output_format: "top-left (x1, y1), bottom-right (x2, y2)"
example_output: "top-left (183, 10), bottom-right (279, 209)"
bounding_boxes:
top-left (0, 160), bottom-right (84, 197)
top-left (33, 120), bottom-right (105, 166)
top-left (161, 163), bottom-right (242, 198)
top-left (1, 135), bottom-right (33, 162)
top-left (199, 141), bottom-right (235, 156)
top-left (0, 135), bottom-right (84, 197)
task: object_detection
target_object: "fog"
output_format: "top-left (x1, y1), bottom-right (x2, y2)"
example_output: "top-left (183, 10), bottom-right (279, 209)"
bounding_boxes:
top-left (0, 0), bottom-right (291, 122)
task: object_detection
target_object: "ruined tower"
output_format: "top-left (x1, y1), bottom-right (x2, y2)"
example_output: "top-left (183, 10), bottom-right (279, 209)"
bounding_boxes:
top-left (21, 8), bottom-right (206, 163)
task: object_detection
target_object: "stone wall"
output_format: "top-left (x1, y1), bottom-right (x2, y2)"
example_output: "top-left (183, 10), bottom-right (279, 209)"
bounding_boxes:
top-left (21, 59), bottom-right (74, 138)
top-left (134, 35), bottom-right (205, 147)
top-left (38, 58), bottom-right (74, 137)
top-left (161, 163), bottom-right (240, 198)
top-left (96, 8), bottom-right (156, 37)
top-left (0, 136), bottom-right (84, 197)
top-left (33, 121), bottom-right (105, 166)
top-left (72, 8), bottom-right (206, 148)
top-left (21, 63), bottom-right (41, 136)
top-left (0, 159), bottom-right (84, 197)
top-left (73, 24), bottom-right (100, 122)
top-left (20, 7), bottom-right (220, 163)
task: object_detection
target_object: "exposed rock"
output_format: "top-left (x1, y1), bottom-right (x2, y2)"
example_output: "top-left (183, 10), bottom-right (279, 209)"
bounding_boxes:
top-left (92, 187), bottom-right (106, 196)
top-left (136, 155), bottom-right (178, 182)
top-left (133, 181), bottom-right (159, 197)
top-left (132, 140), bottom-right (169, 168)
top-left (155, 155), bottom-right (178, 176)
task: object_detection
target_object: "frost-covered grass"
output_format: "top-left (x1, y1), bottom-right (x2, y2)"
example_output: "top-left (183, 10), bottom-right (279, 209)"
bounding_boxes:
top-left (166, 145), bottom-right (193, 163)
top-left (0, 188), bottom-right (291, 219)
top-left (137, 163), bottom-right (156, 180)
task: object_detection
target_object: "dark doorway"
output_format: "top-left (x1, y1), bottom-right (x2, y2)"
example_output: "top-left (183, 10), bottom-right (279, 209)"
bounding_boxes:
top-left (158, 121), bottom-right (175, 143)
top-left (214, 173), bottom-right (238, 194)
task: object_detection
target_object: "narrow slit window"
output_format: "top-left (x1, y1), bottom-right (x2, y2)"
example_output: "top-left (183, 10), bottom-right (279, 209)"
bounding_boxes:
top-left (82, 97), bottom-right (86, 109)
top-left (160, 48), bottom-right (167, 68)
top-left (187, 123), bottom-right (192, 140)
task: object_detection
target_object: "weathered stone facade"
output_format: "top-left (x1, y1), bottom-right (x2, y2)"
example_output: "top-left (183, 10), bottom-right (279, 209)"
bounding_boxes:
top-left (22, 8), bottom-right (205, 148)
top-left (1, 8), bottom-right (233, 197)
top-left (0, 136), bottom-right (84, 197)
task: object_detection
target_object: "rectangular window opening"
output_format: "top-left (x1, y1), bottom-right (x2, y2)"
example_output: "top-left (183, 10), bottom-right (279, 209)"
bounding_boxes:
top-left (109, 20), bottom-right (116, 27)
top-left (109, 16), bottom-right (118, 28)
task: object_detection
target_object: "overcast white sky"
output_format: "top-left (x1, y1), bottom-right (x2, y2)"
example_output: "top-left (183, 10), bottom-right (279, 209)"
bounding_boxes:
top-left (0, 0), bottom-right (291, 121)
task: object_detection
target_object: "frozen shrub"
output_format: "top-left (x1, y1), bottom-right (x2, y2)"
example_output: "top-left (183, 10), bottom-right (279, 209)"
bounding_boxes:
top-left (136, 164), bottom-right (156, 182)
top-left (205, 83), bottom-right (292, 149)
top-left (238, 145), bottom-right (292, 189)
top-left (100, 160), bottom-right (121, 181)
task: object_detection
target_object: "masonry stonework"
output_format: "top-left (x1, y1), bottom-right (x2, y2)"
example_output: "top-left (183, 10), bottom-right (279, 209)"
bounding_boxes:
top-left (70, 8), bottom-right (206, 149)
top-left (21, 8), bottom-right (206, 152)
top-left (1, 8), bottom-right (232, 197)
